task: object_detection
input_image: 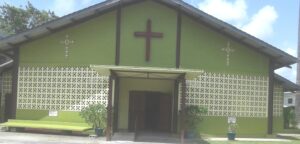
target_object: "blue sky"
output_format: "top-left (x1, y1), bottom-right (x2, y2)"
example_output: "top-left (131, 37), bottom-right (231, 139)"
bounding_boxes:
top-left (0, 0), bottom-right (298, 82)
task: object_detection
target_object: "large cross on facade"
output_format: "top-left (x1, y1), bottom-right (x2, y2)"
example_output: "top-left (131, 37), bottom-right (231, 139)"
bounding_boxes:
top-left (134, 19), bottom-right (163, 61)
top-left (221, 42), bottom-right (234, 66)
top-left (60, 35), bottom-right (74, 59)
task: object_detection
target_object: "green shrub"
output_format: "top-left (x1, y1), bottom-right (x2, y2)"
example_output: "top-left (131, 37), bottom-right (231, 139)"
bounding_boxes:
top-left (79, 103), bottom-right (107, 129)
top-left (184, 105), bottom-right (208, 131)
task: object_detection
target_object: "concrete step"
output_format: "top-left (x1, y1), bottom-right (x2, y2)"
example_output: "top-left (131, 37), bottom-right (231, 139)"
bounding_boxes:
top-left (112, 132), bottom-right (135, 141)
top-left (0, 126), bottom-right (8, 132)
top-left (277, 133), bottom-right (300, 140)
top-left (135, 132), bottom-right (180, 143)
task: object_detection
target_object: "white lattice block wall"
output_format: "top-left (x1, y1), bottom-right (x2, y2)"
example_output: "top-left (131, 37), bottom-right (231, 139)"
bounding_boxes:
top-left (273, 84), bottom-right (283, 117)
top-left (179, 72), bottom-right (269, 117)
top-left (1, 71), bottom-right (12, 108)
top-left (17, 67), bottom-right (109, 111)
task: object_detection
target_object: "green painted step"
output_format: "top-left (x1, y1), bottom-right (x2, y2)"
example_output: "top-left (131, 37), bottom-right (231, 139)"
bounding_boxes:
top-left (0, 119), bottom-right (92, 132)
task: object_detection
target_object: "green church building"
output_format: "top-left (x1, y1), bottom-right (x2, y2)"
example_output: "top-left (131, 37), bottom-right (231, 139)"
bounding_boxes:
top-left (0, 0), bottom-right (299, 140)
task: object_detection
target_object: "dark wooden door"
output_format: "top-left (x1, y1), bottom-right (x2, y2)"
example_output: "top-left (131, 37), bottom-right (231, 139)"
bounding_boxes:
top-left (158, 93), bottom-right (172, 132)
top-left (128, 91), bottom-right (145, 132)
top-left (4, 94), bottom-right (12, 122)
top-left (128, 91), bottom-right (172, 132)
top-left (145, 93), bottom-right (159, 131)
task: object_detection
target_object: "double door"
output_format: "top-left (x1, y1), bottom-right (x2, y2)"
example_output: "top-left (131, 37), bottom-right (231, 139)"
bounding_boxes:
top-left (128, 91), bottom-right (171, 132)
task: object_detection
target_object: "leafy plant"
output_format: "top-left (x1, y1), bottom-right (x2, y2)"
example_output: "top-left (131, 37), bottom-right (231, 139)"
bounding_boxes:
top-left (284, 106), bottom-right (297, 129)
top-left (79, 103), bottom-right (107, 129)
top-left (184, 105), bottom-right (208, 131)
top-left (288, 107), bottom-right (297, 128)
top-left (228, 122), bottom-right (238, 133)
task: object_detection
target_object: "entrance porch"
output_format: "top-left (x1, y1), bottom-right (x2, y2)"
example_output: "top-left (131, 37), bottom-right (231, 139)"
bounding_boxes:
top-left (91, 65), bottom-right (203, 141)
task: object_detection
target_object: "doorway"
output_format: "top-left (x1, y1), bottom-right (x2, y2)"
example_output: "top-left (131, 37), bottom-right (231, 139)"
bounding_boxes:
top-left (128, 91), bottom-right (172, 132)
top-left (3, 93), bottom-right (12, 122)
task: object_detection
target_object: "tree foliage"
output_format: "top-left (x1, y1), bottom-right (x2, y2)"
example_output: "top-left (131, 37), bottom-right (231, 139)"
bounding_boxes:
top-left (0, 2), bottom-right (58, 35)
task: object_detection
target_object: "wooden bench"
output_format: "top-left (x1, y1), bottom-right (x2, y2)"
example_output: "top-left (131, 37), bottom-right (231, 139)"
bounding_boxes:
top-left (0, 119), bottom-right (92, 132)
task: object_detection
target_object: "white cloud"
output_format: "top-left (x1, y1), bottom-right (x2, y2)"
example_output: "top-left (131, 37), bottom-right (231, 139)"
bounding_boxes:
top-left (285, 47), bottom-right (297, 57)
top-left (241, 5), bottom-right (278, 39)
top-left (82, 0), bottom-right (94, 5)
top-left (198, 0), bottom-right (247, 23)
top-left (275, 64), bottom-right (297, 83)
top-left (52, 0), bottom-right (98, 16)
top-left (53, 0), bottom-right (77, 17)
top-left (275, 47), bottom-right (297, 83)
top-left (197, 0), bottom-right (278, 40)
top-left (0, 0), bottom-right (12, 6)
top-left (198, 0), bottom-right (295, 82)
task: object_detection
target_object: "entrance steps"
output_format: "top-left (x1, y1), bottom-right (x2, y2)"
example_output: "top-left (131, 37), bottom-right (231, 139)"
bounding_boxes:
top-left (135, 132), bottom-right (180, 143)
top-left (112, 132), bottom-right (135, 141)
top-left (0, 126), bottom-right (7, 132)
top-left (277, 133), bottom-right (300, 140)
top-left (113, 131), bottom-right (198, 143)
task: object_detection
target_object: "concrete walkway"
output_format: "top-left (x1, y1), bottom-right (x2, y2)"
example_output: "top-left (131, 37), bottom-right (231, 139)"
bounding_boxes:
top-left (0, 131), bottom-right (104, 144)
top-left (0, 131), bottom-right (294, 144)
top-left (0, 131), bottom-right (195, 144)
top-left (208, 137), bottom-right (291, 142)
top-left (277, 133), bottom-right (300, 140)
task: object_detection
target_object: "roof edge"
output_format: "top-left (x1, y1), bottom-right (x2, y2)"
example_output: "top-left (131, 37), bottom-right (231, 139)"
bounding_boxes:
top-left (275, 74), bottom-right (300, 92)
top-left (0, 0), bottom-right (297, 69)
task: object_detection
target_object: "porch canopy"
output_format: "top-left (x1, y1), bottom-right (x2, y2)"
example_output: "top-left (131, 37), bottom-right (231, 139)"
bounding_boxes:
top-left (90, 65), bottom-right (204, 80)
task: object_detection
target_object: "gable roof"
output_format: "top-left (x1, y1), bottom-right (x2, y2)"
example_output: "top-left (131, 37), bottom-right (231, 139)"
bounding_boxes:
top-left (275, 74), bottom-right (300, 92)
top-left (0, 0), bottom-right (297, 69)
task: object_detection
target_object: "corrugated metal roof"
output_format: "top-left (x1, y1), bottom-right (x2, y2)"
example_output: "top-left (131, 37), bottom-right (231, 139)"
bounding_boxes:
top-left (91, 65), bottom-right (204, 79)
top-left (91, 64), bottom-right (300, 92)
top-left (0, 0), bottom-right (297, 69)
top-left (275, 74), bottom-right (300, 92)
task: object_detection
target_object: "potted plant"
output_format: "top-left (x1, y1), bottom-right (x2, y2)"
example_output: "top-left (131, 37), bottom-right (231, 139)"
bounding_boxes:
top-left (80, 103), bottom-right (107, 136)
top-left (227, 122), bottom-right (237, 140)
top-left (184, 105), bottom-right (207, 139)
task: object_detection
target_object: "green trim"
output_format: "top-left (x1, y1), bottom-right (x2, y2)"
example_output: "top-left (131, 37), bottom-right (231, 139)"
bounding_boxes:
top-left (16, 109), bottom-right (85, 123)
top-left (0, 119), bottom-right (91, 131)
top-left (199, 116), bottom-right (268, 137)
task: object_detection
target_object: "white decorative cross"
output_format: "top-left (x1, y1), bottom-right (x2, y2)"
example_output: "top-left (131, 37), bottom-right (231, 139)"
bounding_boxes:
top-left (60, 35), bottom-right (74, 59)
top-left (221, 42), bottom-right (234, 66)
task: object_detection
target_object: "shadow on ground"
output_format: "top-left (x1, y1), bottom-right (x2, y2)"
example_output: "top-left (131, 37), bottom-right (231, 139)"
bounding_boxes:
top-left (134, 132), bottom-right (210, 144)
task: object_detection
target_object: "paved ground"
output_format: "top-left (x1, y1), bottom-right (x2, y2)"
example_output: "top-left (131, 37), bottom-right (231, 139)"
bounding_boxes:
top-left (0, 132), bottom-right (104, 144)
top-left (277, 133), bottom-right (300, 140)
top-left (0, 131), bottom-right (295, 144)
top-left (0, 131), bottom-right (191, 144)
top-left (208, 137), bottom-right (291, 142)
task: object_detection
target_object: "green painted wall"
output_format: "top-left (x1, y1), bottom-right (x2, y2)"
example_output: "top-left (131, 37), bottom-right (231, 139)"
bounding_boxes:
top-left (273, 82), bottom-right (284, 133)
top-left (16, 109), bottom-right (85, 123)
top-left (118, 78), bottom-right (174, 130)
top-left (20, 11), bottom-right (116, 66)
top-left (181, 15), bottom-right (269, 76)
top-left (199, 116), bottom-right (268, 137)
top-left (273, 116), bottom-right (284, 133)
top-left (120, 1), bottom-right (177, 67)
top-left (13, 0), bottom-right (281, 136)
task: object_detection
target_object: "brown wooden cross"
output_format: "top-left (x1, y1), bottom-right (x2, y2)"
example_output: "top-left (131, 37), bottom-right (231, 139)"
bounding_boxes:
top-left (134, 19), bottom-right (163, 61)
